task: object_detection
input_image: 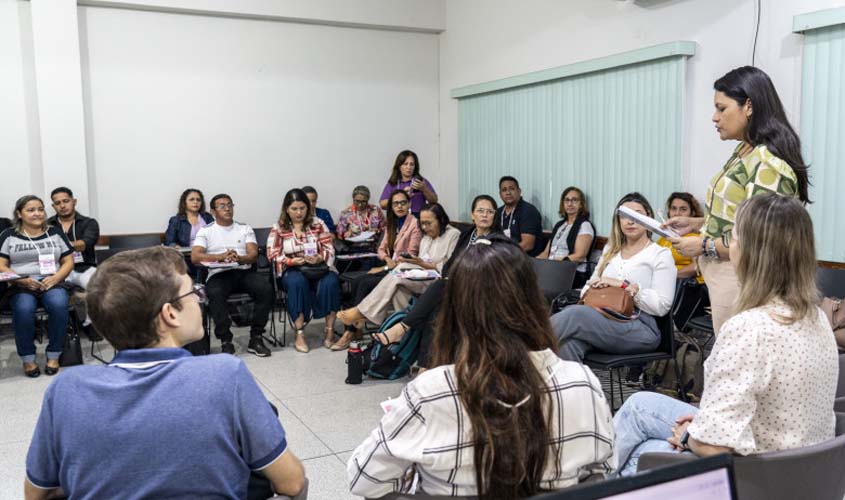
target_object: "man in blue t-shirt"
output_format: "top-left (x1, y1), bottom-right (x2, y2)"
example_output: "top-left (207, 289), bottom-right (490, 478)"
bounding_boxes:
top-left (24, 247), bottom-right (306, 500)
top-left (495, 176), bottom-right (545, 256)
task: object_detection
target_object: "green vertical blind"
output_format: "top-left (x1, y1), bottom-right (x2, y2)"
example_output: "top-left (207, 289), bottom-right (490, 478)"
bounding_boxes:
top-left (795, 10), bottom-right (845, 262)
top-left (454, 44), bottom-right (693, 236)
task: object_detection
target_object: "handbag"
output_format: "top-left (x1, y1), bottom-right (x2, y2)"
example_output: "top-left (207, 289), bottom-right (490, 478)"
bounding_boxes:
top-left (299, 262), bottom-right (330, 281)
top-left (822, 297), bottom-right (845, 351)
top-left (581, 286), bottom-right (637, 321)
top-left (59, 330), bottom-right (84, 367)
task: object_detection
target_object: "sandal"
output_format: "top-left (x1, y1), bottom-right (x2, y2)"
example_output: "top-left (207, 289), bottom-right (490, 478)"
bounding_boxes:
top-left (323, 326), bottom-right (336, 349)
top-left (373, 322), bottom-right (409, 345)
top-left (24, 363), bottom-right (41, 378)
top-left (294, 330), bottom-right (309, 353)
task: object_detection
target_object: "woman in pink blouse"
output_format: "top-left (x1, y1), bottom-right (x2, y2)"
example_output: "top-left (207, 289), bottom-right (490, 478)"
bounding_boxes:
top-left (613, 193), bottom-right (837, 476)
top-left (333, 189), bottom-right (421, 350)
top-left (267, 189), bottom-right (340, 353)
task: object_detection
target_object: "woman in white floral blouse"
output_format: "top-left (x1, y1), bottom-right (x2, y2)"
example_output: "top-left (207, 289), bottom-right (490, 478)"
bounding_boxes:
top-left (613, 193), bottom-right (838, 476)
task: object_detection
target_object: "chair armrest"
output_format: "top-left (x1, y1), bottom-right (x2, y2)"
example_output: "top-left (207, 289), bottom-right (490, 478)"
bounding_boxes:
top-left (636, 452), bottom-right (697, 472)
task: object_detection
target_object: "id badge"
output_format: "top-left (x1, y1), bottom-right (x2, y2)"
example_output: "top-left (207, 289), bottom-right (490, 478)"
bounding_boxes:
top-left (303, 242), bottom-right (318, 257)
top-left (503, 228), bottom-right (512, 239)
top-left (73, 251), bottom-right (84, 264)
top-left (39, 254), bottom-right (57, 275)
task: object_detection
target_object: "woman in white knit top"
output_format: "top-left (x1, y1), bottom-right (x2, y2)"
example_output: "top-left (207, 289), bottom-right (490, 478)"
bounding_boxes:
top-left (613, 193), bottom-right (838, 475)
top-left (551, 192), bottom-right (677, 362)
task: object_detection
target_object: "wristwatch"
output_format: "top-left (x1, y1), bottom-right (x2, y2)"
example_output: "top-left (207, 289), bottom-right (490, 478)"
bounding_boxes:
top-left (680, 430), bottom-right (691, 451)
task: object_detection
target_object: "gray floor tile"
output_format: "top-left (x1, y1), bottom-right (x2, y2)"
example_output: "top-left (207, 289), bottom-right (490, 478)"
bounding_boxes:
top-left (0, 440), bottom-right (29, 500)
top-left (301, 455), bottom-right (359, 500)
top-left (284, 382), bottom-right (405, 453)
top-left (270, 399), bottom-right (333, 460)
top-left (336, 451), bottom-right (353, 466)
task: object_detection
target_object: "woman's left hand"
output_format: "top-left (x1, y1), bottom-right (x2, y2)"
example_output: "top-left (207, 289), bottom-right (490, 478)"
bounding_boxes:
top-left (304, 254), bottom-right (323, 265)
top-left (667, 420), bottom-right (692, 450)
top-left (398, 255), bottom-right (424, 266)
top-left (669, 235), bottom-right (704, 258)
top-left (591, 277), bottom-right (624, 288)
top-left (41, 276), bottom-right (58, 290)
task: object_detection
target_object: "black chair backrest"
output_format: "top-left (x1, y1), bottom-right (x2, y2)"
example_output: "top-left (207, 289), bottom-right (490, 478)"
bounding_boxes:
top-left (253, 226), bottom-right (272, 249)
top-left (818, 267), bottom-right (845, 298)
top-left (532, 258), bottom-right (578, 302)
top-left (655, 312), bottom-right (674, 354)
top-left (109, 234), bottom-right (162, 249)
top-left (95, 247), bottom-right (131, 263)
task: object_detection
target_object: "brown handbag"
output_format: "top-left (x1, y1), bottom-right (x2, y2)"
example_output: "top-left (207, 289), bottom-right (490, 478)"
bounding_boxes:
top-left (581, 286), bottom-right (637, 321)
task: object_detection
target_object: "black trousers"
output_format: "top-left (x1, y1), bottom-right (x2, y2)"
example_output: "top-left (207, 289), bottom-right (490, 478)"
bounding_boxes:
top-left (343, 271), bottom-right (386, 331)
top-left (405, 279), bottom-right (446, 368)
top-left (205, 270), bottom-right (273, 342)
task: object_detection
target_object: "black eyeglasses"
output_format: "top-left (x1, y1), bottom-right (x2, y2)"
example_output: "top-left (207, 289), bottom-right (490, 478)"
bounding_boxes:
top-left (170, 284), bottom-right (207, 305)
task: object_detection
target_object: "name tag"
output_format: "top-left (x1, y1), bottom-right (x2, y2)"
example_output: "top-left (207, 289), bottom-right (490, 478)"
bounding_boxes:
top-left (39, 254), bottom-right (57, 275)
top-left (73, 251), bottom-right (84, 264)
top-left (303, 241), bottom-right (318, 257)
top-left (503, 228), bottom-right (512, 239)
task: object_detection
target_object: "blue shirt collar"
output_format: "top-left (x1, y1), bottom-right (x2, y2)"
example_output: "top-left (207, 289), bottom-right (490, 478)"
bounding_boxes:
top-left (110, 348), bottom-right (193, 367)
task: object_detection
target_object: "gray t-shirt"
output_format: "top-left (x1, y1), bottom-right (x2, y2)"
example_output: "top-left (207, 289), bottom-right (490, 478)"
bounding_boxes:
top-left (0, 227), bottom-right (73, 278)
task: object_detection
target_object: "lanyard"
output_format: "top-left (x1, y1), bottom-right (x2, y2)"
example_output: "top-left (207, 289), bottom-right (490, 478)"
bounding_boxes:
top-left (23, 228), bottom-right (57, 257)
top-left (501, 205), bottom-right (517, 228)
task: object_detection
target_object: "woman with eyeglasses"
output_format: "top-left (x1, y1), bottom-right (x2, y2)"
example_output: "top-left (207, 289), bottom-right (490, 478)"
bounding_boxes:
top-left (537, 186), bottom-right (596, 289)
top-left (373, 195), bottom-right (501, 364)
top-left (338, 203), bottom-right (459, 345)
top-left (333, 190), bottom-right (421, 349)
top-left (336, 185), bottom-right (385, 244)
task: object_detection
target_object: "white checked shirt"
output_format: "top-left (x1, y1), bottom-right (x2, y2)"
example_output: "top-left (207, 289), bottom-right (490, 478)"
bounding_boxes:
top-left (348, 349), bottom-right (615, 497)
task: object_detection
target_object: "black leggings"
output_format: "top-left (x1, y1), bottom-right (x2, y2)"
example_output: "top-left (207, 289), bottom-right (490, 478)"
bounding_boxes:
top-left (406, 279), bottom-right (446, 368)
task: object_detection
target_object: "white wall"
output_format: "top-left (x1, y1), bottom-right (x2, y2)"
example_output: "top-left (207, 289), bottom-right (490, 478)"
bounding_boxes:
top-left (78, 5), bottom-right (439, 233)
top-left (438, 0), bottom-right (844, 218)
top-left (0, 0), bottom-right (39, 213)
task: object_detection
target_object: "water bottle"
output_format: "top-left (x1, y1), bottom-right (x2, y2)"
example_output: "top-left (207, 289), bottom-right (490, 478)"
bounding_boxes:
top-left (345, 341), bottom-right (364, 384)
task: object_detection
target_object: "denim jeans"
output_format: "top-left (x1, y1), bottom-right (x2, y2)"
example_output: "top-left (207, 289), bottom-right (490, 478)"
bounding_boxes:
top-left (613, 391), bottom-right (699, 476)
top-left (10, 288), bottom-right (69, 363)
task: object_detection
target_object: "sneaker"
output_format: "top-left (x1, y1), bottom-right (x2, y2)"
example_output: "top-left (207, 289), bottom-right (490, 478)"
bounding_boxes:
top-left (82, 324), bottom-right (103, 342)
top-left (221, 342), bottom-right (236, 355)
top-left (247, 338), bottom-right (271, 357)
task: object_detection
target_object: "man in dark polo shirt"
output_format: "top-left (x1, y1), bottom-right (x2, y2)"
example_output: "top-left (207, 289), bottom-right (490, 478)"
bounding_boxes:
top-left (25, 247), bottom-right (306, 499)
top-left (47, 186), bottom-right (101, 340)
top-left (495, 176), bottom-right (545, 256)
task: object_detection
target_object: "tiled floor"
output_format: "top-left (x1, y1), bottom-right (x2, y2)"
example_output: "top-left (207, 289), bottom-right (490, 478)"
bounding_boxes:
top-left (0, 320), bottom-right (405, 500)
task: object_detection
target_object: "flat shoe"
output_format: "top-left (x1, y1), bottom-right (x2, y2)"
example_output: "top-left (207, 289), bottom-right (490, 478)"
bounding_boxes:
top-left (24, 364), bottom-right (41, 378)
top-left (45, 364), bottom-right (60, 376)
top-left (330, 340), bottom-right (351, 351)
top-left (294, 332), bottom-right (309, 353)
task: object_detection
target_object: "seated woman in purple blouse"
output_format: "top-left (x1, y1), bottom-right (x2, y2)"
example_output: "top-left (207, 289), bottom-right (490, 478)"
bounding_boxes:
top-left (378, 150), bottom-right (437, 219)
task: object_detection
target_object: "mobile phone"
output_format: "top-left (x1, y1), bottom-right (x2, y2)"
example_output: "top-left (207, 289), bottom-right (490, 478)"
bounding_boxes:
top-left (400, 252), bottom-right (413, 259)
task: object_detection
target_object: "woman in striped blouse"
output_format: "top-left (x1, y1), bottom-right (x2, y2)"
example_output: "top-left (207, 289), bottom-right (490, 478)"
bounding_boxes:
top-left (267, 189), bottom-right (340, 353)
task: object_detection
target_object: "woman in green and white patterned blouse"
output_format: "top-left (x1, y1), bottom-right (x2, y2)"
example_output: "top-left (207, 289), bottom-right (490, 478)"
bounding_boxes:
top-left (664, 66), bottom-right (810, 335)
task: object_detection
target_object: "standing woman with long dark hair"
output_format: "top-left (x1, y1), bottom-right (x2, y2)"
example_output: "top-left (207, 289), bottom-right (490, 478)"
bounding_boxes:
top-left (348, 236), bottom-right (613, 499)
top-left (377, 150), bottom-right (438, 219)
top-left (666, 66), bottom-right (810, 335)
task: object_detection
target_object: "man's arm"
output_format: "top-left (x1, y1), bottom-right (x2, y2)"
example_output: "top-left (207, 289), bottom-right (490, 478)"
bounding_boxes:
top-left (24, 479), bottom-right (64, 500)
top-left (239, 242), bottom-right (258, 266)
top-left (518, 234), bottom-right (536, 253)
top-left (76, 218), bottom-right (100, 253)
top-left (260, 450), bottom-right (306, 497)
top-left (191, 246), bottom-right (229, 265)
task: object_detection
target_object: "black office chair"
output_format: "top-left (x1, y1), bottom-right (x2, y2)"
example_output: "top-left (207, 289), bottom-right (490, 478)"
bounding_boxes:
top-left (531, 258), bottom-right (577, 308)
top-left (253, 227), bottom-right (272, 249)
top-left (818, 267), bottom-right (845, 298)
top-left (107, 234), bottom-right (163, 249)
top-left (583, 312), bottom-right (683, 411)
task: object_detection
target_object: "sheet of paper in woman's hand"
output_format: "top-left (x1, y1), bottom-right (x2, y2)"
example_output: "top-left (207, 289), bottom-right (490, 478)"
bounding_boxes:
top-left (617, 206), bottom-right (680, 239)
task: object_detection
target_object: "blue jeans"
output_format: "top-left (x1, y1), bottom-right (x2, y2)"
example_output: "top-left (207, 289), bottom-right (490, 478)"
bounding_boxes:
top-left (613, 391), bottom-right (699, 476)
top-left (10, 288), bottom-right (69, 363)
top-left (280, 270), bottom-right (340, 322)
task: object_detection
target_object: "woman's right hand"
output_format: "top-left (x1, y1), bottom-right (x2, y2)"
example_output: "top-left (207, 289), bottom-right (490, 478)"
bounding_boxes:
top-left (661, 216), bottom-right (703, 236)
top-left (16, 277), bottom-right (43, 291)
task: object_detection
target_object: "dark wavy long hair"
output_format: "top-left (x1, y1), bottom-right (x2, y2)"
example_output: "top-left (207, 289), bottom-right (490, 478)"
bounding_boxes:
top-left (387, 150), bottom-right (420, 185)
top-left (384, 189), bottom-right (411, 255)
top-left (177, 188), bottom-right (207, 218)
top-left (432, 235), bottom-right (558, 499)
top-left (278, 188), bottom-right (314, 231)
top-left (714, 66), bottom-right (810, 203)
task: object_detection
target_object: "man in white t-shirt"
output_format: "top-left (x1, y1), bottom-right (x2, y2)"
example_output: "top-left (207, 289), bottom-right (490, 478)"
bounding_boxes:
top-left (191, 194), bottom-right (273, 357)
